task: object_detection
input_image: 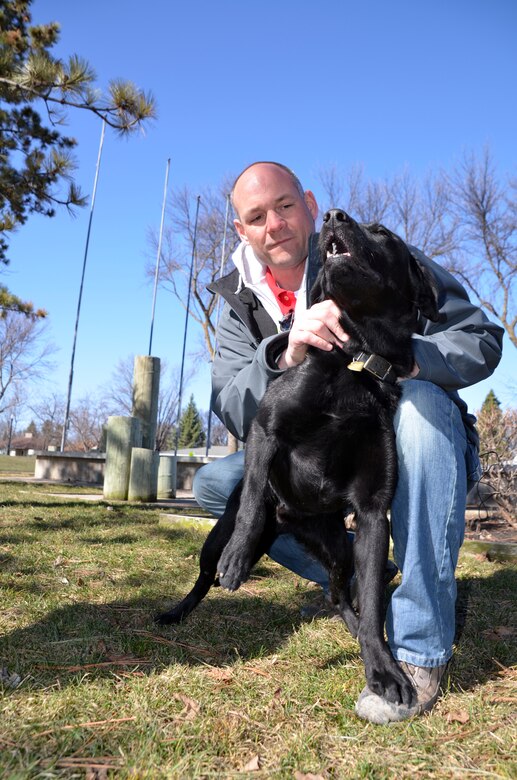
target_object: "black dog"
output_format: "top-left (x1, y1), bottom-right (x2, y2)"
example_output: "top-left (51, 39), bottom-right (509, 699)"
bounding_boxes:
top-left (157, 209), bottom-right (439, 707)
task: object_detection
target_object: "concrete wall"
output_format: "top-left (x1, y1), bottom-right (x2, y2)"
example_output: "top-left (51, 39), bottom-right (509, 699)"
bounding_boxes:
top-left (35, 452), bottom-right (106, 485)
top-left (34, 452), bottom-right (217, 491)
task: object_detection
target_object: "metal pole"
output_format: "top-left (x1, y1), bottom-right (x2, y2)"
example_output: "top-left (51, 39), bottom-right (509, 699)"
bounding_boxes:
top-left (215, 193), bottom-right (231, 328)
top-left (206, 193), bottom-right (231, 455)
top-left (6, 415), bottom-right (14, 455)
top-left (174, 195), bottom-right (201, 457)
top-left (61, 119), bottom-right (106, 451)
top-left (148, 158), bottom-right (171, 355)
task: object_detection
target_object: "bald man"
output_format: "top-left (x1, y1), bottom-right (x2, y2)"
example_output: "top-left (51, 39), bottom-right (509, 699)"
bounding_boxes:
top-left (193, 161), bottom-right (503, 724)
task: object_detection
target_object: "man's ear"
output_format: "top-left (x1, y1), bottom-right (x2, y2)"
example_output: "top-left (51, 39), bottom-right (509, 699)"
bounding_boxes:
top-left (304, 190), bottom-right (319, 221)
top-left (233, 218), bottom-right (248, 243)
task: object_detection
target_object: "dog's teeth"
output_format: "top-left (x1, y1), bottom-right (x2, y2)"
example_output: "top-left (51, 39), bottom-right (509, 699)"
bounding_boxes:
top-left (332, 243), bottom-right (337, 255)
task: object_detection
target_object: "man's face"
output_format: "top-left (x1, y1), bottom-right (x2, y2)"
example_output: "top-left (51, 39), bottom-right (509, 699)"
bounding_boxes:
top-left (233, 164), bottom-right (318, 270)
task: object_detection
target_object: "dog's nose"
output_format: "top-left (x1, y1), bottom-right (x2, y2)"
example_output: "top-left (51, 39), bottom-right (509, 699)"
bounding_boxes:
top-left (323, 209), bottom-right (350, 225)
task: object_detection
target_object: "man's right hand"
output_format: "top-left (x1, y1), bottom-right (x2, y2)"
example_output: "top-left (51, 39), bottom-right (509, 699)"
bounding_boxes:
top-left (277, 300), bottom-right (349, 369)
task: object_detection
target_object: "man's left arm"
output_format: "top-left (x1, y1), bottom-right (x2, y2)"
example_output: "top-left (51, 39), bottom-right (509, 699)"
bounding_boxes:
top-left (409, 248), bottom-right (504, 390)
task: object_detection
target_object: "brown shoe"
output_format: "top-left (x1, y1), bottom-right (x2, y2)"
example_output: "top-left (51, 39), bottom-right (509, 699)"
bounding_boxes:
top-left (355, 662), bottom-right (448, 724)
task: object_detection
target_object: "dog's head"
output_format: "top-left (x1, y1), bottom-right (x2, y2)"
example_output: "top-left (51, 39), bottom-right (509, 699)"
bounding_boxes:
top-left (314, 209), bottom-right (439, 324)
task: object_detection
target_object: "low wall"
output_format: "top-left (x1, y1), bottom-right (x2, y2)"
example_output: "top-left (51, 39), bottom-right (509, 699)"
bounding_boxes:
top-left (34, 451), bottom-right (217, 491)
top-left (35, 451), bottom-right (105, 485)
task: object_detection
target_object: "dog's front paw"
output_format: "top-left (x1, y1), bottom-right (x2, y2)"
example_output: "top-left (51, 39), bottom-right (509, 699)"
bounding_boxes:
top-left (366, 652), bottom-right (415, 707)
top-left (217, 545), bottom-right (251, 591)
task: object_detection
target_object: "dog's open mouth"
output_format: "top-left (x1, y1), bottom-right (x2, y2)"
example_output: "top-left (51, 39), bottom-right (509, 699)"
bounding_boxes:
top-left (325, 236), bottom-right (351, 259)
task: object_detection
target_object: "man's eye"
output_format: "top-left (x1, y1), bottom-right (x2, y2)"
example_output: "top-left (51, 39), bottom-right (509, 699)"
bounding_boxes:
top-left (250, 214), bottom-right (264, 224)
top-left (281, 203), bottom-right (293, 210)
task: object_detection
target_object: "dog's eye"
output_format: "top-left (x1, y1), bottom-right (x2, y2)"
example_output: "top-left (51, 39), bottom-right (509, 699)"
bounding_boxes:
top-left (373, 224), bottom-right (391, 237)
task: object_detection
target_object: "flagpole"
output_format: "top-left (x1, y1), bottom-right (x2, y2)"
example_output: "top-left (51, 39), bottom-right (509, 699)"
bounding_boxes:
top-left (174, 195), bottom-right (201, 456)
top-left (205, 193), bottom-right (231, 455)
top-left (149, 158), bottom-right (171, 355)
top-left (61, 119), bottom-right (106, 451)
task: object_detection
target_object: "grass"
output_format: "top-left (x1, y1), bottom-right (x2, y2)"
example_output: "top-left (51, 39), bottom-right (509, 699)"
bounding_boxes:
top-left (0, 481), bottom-right (516, 779)
top-left (0, 455), bottom-right (36, 475)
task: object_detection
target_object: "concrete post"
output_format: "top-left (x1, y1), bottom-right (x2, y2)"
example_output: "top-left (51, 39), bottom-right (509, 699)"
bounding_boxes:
top-left (132, 356), bottom-right (160, 450)
top-left (103, 416), bottom-right (142, 500)
top-left (128, 447), bottom-right (160, 502)
top-left (157, 454), bottom-right (177, 498)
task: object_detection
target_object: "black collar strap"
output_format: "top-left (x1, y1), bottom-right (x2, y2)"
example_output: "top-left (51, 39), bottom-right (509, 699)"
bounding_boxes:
top-left (347, 351), bottom-right (398, 384)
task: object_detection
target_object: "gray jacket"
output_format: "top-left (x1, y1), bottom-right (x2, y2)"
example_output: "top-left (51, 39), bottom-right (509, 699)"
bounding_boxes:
top-left (209, 234), bottom-right (504, 481)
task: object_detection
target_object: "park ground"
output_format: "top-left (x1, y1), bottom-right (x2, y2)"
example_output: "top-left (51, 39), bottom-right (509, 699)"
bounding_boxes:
top-left (0, 461), bottom-right (516, 778)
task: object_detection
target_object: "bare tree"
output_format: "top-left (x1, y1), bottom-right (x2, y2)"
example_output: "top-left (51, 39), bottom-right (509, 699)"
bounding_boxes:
top-left (318, 164), bottom-right (458, 260)
top-left (150, 181), bottom-right (239, 360)
top-left (0, 312), bottom-right (56, 414)
top-left (29, 392), bottom-right (64, 448)
top-left (476, 402), bottom-right (517, 529)
top-left (446, 148), bottom-right (516, 348)
top-left (68, 394), bottom-right (110, 451)
top-left (318, 163), bottom-right (393, 224)
top-left (101, 355), bottom-right (195, 451)
top-left (319, 150), bottom-right (516, 345)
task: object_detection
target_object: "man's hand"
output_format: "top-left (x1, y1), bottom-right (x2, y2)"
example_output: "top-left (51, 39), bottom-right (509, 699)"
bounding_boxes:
top-left (278, 300), bottom-right (349, 369)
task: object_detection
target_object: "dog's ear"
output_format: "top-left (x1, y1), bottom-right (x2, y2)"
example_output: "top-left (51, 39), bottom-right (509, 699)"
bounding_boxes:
top-left (309, 269), bottom-right (327, 305)
top-left (408, 256), bottom-right (440, 322)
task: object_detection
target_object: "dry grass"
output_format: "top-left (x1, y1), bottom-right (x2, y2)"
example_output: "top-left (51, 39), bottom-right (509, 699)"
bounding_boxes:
top-left (0, 481), bottom-right (516, 778)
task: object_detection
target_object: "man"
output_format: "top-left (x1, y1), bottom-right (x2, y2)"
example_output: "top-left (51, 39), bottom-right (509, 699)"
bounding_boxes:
top-left (194, 161), bottom-right (503, 724)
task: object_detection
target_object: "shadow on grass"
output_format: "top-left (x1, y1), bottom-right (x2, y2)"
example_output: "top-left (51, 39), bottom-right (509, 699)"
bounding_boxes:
top-left (1, 567), bottom-right (515, 697)
top-left (0, 591), bottom-right (313, 686)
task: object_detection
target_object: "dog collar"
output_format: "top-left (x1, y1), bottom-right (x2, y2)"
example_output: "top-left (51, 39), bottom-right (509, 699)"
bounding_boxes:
top-left (347, 351), bottom-right (397, 384)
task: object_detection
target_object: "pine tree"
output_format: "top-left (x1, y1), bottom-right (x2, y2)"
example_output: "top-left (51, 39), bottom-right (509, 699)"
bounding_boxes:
top-left (477, 390), bottom-right (507, 461)
top-left (480, 389), bottom-right (501, 415)
top-left (178, 395), bottom-right (206, 449)
top-left (0, 0), bottom-right (155, 314)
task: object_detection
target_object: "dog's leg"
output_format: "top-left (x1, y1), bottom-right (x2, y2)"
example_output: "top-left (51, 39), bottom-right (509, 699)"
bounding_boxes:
top-left (155, 484), bottom-right (243, 624)
top-left (217, 426), bottom-right (276, 591)
top-left (353, 507), bottom-right (414, 707)
top-left (288, 510), bottom-right (359, 636)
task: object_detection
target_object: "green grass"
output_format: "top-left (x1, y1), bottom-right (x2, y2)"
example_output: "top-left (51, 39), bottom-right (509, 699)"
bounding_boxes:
top-left (0, 455), bottom-right (36, 475)
top-left (0, 481), bottom-right (516, 778)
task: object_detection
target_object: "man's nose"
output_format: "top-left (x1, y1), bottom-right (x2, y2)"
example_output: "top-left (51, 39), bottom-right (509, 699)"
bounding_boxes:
top-left (266, 209), bottom-right (286, 231)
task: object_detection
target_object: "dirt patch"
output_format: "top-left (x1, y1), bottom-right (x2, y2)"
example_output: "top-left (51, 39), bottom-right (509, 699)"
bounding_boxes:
top-left (465, 510), bottom-right (517, 545)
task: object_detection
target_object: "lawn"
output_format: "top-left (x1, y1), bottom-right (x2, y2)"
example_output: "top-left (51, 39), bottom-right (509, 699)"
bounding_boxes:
top-left (0, 455), bottom-right (36, 475)
top-left (0, 481), bottom-right (515, 778)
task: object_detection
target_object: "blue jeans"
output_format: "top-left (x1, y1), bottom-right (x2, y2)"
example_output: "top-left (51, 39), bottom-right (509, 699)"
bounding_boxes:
top-left (193, 380), bottom-right (471, 668)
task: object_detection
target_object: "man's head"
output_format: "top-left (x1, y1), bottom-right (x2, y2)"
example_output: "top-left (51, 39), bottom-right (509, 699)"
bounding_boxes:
top-left (232, 162), bottom-right (318, 272)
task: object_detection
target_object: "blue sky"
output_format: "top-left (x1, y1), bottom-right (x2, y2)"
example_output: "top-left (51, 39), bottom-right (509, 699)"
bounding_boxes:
top-left (6, 0), bottom-right (516, 423)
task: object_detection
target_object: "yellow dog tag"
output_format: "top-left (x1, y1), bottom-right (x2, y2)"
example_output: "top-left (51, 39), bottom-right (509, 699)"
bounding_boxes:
top-left (348, 360), bottom-right (365, 372)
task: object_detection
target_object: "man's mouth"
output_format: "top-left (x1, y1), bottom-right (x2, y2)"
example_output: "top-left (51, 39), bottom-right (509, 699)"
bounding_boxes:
top-left (268, 237), bottom-right (293, 250)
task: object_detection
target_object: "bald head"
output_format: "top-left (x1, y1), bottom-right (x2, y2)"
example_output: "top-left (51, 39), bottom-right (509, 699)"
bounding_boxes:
top-left (232, 161), bottom-right (318, 283)
top-left (231, 161), bottom-right (304, 216)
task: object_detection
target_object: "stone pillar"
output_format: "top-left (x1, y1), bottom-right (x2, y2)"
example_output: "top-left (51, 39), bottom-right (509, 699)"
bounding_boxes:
top-left (103, 416), bottom-right (142, 500)
top-left (158, 454), bottom-right (177, 499)
top-left (132, 355), bottom-right (160, 450)
top-left (128, 448), bottom-right (160, 502)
